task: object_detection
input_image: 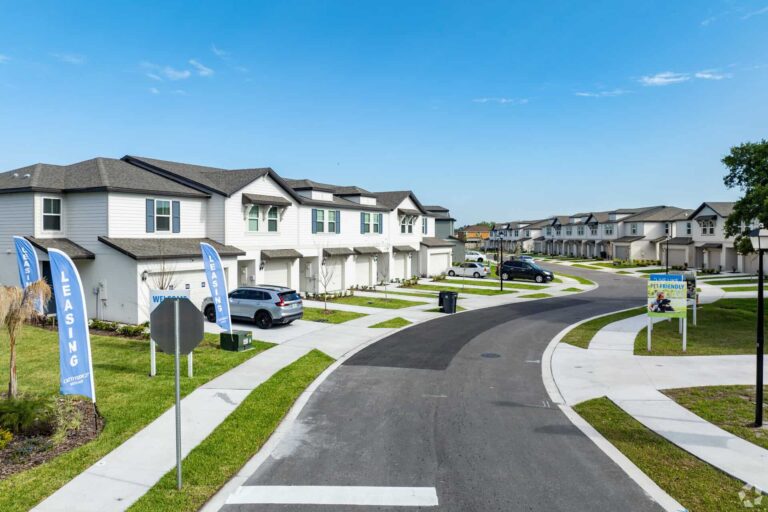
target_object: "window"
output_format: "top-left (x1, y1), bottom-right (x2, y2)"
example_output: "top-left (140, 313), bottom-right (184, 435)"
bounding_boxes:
top-left (565, 227), bottom-right (572, 236)
top-left (362, 212), bottom-right (371, 234)
top-left (589, 225), bottom-right (597, 236)
top-left (514, 229), bottom-right (519, 237)
top-left (422, 217), bottom-right (428, 234)
top-left (555, 227), bottom-right (561, 236)
top-left (267, 207), bottom-right (278, 232)
top-left (686, 222), bottom-right (692, 236)
top-left (248, 206), bottom-right (259, 231)
top-left (42, 197), bottom-right (61, 231)
top-left (327, 210), bottom-right (336, 233)
top-left (155, 200), bottom-right (171, 232)
top-left (664, 223), bottom-right (670, 235)
top-left (701, 219), bottom-right (715, 235)
top-left (604, 224), bottom-right (614, 236)
top-left (400, 215), bottom-right (414, 234)
top-left (546, 227), bottom-right (552, 236)
top-left (525, 230), bottom-right (530, 237)
top-left (577, 226), bottom-right (584, 236)
top-left (316, 209), bottom-right (325, 233)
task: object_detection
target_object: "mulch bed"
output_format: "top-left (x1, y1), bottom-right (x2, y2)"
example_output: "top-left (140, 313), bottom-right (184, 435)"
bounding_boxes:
top-left (0, 398), bottom-right (104, 481)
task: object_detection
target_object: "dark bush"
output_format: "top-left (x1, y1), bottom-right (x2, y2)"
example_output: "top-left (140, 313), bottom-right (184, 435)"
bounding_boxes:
top-left (0, 397), bottom-right (56, 436)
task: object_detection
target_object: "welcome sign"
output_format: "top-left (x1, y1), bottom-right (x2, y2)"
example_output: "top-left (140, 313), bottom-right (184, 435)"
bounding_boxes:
top-left (647, 273), bottom-right (687, 319)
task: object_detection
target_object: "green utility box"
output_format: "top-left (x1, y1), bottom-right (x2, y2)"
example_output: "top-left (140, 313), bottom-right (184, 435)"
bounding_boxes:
top-left (220, 330), bottom-right (253, 352)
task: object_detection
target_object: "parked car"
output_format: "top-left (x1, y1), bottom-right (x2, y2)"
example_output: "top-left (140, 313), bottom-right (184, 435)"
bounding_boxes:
top-left (465, 251), bottom-right (486, 262)
top-left (202, 285), bottom-right (303, 329)
top-left (498, 260), bottom-right (554, 283)
top-left (448, 262), bottom-right (488, 278)
top-left (518, 255), bottom-right (535, 263)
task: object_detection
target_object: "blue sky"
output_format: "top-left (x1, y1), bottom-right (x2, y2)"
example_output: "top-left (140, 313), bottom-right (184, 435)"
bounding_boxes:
top-left (1, 1), bottom-right (767, 225)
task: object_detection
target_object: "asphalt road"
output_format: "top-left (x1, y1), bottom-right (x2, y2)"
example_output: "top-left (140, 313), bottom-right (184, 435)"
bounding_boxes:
top-left (222, 264), bottom-right (662, 511)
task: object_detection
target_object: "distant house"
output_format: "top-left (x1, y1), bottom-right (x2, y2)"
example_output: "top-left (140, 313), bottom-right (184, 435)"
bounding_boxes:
top-left (424, 205), bottom-right (465, 262)
top-left (457, 224), bottom-right (491, 250)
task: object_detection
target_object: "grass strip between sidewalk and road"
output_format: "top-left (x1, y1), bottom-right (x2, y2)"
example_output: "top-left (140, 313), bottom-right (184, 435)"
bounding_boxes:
top-left (406, 284), bottom-right (516, 296)
top-left (552, 272), bottom-right (595, 286)
top-left (561, 307), bottom-right (646, 349)
top-left (574, 397), bottom-right (748, 512)
top-left (707, 279), bottom-right (760, 286)
top-left (664, 385), bottom-right (768, 451)
top-left (368, 317), bottom-right (413, 329)
top-left (302, 307), bottom-right (367, 324)
top-left (128, 350), bottom-right (333, 512)
top-left (325, 295), bottom-right (427, 309)
top-left (0, 329), bottom-right (274, 512)
top-left (518, 293), bottom-right (553, 299)
top-left (722, 285), bottom-right (762, 292)
top-left (634, 298), bottom-right (767, 356)
top-left (441, 279), bottom-right (549, 290)
top-left (561, 287), bottom-right (582, 292)
top-left (426, 306), bottom-right (467, 313)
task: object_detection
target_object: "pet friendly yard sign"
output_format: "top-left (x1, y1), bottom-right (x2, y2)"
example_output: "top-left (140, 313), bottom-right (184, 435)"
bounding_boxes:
top-left (646, 273), bottom-right (688, 352)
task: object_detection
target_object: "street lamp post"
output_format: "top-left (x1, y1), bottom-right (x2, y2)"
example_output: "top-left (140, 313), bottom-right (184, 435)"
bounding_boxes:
top-left (666, 235), bottom-right (671, 275)
top-left (749, 227), bottom-right (767, 427)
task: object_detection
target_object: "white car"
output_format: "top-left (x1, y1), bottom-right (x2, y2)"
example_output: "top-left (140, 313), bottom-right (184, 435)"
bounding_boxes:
top-left (448, 262), bottom-right (488, 278)
top-left (465, 251), bottom-right (486, 262)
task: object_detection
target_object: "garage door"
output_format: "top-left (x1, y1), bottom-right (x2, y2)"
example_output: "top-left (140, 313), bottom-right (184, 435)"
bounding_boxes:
top-left (355, 257), bottom-right (373, 286)
top-left (263, 260), bottom-right (291, 288)
top-left (392, 253), bottom-right (407, 280)
top-left (664, 249), bottom-right (686, 267)
top-left (614, 246), bottom-right (630, 261)
top-left (429, 251), bottom-right (451, 276)
top-left (321, 258), bottom-right (345, 292)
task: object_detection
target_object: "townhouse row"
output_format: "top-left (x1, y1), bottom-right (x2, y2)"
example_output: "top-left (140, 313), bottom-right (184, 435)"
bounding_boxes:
top-left (487, 203), bottom-right (759, 273)
top-left (0, 156), bottom-right (459, 324)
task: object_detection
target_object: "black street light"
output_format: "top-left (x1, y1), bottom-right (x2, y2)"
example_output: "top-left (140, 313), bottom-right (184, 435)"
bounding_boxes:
top-left (749, 226), bottom-right (767, 427)
top-left (665, 235), bottom-right (671, 275)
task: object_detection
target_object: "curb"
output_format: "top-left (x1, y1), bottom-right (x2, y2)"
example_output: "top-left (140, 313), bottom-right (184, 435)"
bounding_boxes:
top-left (541, 310), bottom-right (686, 512)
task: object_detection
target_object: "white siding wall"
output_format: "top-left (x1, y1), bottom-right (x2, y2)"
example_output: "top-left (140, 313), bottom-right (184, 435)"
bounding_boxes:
top-left (65, 193), bottom-right (108, 249)
top-left (107, 192), bottom-right (207, 238)
top-left (0, 193), bottom-right (34, 286)
top-left (34, 192), bottom-right (64, 238)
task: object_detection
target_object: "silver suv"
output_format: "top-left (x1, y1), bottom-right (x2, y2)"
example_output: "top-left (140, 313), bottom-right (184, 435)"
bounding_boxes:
top-left (202, 285), bottom-right (303, 329)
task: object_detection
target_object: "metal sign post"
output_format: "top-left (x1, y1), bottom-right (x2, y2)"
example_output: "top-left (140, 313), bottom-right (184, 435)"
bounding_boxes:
top-left (150, 298), bottom-right (204, 491)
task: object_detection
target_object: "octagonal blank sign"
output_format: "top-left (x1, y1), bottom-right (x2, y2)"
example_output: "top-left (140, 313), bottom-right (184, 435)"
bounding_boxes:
top-left (150, 298), bottom-right (204, 355)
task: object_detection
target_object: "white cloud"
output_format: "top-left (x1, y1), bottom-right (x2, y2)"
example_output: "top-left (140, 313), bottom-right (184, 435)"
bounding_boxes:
top-left (742, 6), bottom-right (768, 19)
top-left (700, 16), bottom-right (716, 26)
top-left (171, 89), bottom-right (187, 95)
top-left (574, 89), bottom-right (630, 98)
top-left (146, 73), bottom-right (164, 81)
top-left (639, 71), bottom-right (690, 86)
top-left (163, 66), bottom-right (191, 80)
top-left (211, 44), bottom-right (229, 58)
top-left (695, 69), bottom-right (732, 80)
top-left (52, 53), bottom-right (86, 65)
top-left (189, 59), bottom-right (213, 76)
top-left (148, 87), bottom-right (160, 94)
top-left (0, 54), bottom-right (9, 63)
top-left (472, 97), bottom-right (529, 105)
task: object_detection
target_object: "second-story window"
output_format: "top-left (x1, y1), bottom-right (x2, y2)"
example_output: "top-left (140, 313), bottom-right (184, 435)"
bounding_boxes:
top-left (555, 227), bottom-right (561, 236)
top-left (327, 210), bottom-right (336, 233)
top-left (374, 214), bottom-right (381, 234)
top-left (604, 224), bottom-right (614, 235)
top-left (400, 216), bottom-right (414, 234)
top-left (589, 225), bottom-right (597, 236)
top-left (565, 227), bottom-right (572, 236)
top-left (664, 223), bottom-right (670, 235)
top-left (248, 206), bottom-right (260, 231)
top-left (362, 212), bottom-right (371, 233)
top-left (701, 219), bottom-right (715, 235)
top-left (422, 217), bottom-right (428, 234)
top-left (43, 197), bottom-right (61, 231)
top-left (546, 227), bottom-right (552, 236)
top-left (156, 200), bottom-right (171, 232)
top-left (630, 223), bottom-right (638, 235)
top-left (268, 207), bottom-right (279, 232)
top-left (686, 222), bottom-right (692, 235)
top-left (525, 229), bottom-right (530, 237)
top-left (316, 209), bottom-right (325, 233)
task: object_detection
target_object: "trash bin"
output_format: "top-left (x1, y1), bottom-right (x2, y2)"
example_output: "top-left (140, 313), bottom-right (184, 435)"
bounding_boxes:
top-left (438, 290), bottom-right (447, 308)
top-left (441, 291), bottom-right (459, 314)
top-left (220, 330), bottom-right (253, 351)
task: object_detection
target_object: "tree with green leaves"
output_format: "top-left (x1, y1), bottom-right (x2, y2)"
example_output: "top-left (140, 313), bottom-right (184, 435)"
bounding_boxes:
top-left (722, 140), bottom-right (768, 254)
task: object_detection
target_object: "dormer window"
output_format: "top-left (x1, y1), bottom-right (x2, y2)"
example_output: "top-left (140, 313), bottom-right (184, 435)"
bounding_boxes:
top-left (42, 197), bottom-right (61, 231)
top-left (400, 216), bottom-right (415, 234)
top-left (700, 219), bottom-right (715, 235)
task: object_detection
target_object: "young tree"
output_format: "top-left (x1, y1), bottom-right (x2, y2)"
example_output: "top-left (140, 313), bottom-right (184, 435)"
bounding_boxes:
top-left (722, 140), bottom-right (768, 255)
top-left (1, 280), bottom-right (51, 398)
top-left (376, 258), bottom-right (389, 301)
top-left (316, 258), bottom-right (337, 313)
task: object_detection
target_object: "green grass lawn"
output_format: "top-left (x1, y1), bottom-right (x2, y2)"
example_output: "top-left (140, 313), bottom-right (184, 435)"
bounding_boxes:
top-left (442, 279), bottom-right (548, 290)
top-left (561, 307), bottom-right (646, 349)
top-left (711, 278), bottom-right (761, 286)
top-left (518, 293), bottom-right (553, 299)
top-left (552, 272), bottom-right (595, 286)
top-left (302, 307), bottom-right (367, 324)
top-left (370, 289), bottom-right (439, 299)
top-left (441, 278), bottom-right (505, 288)
top-left (325, 295), bottom-right (426, 309)
top-left (0, 328), bottom-right (273, 512)
top-left (426, 305), bottom-right (467, 313)
top-left (615, 270), bottom-right (635, 275)
top-left (574, 397), bottom-right (748, 512)
top-left (407, 284), bottom-right (516, 296)
top-left (635, 298), bottom-right (767, 356)
top-left (664, 385), bottom-right (768, 451)
top-left (128, 350), bottom-right (333, 512)
top-left (722, 286), bottom-right (762, 292)
top-left (634, 268), bottom-right (667, 274)
top-left (570, 263), bottom-right (603, 270)
top-left (698, 274), bottom-right (744, 281)
top-left (368, 317), bottom-right (413, 329)
top-left (561, 287), bottom-right (582, 292)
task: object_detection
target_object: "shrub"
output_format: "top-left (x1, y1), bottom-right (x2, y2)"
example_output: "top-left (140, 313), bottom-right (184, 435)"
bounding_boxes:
top-left (0, 427), bottom-right (12, 449)
top-left (90, 319), bottom-right (117, 331)
top-left (0, 397), bottom-right (55, 436)
top-left (116, 324), bottom-right (148, 338)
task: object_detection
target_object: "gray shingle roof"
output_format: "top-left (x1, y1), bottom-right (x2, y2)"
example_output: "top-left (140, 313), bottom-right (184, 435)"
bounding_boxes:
top-left (0, 158), bottom-right (208, 197)
top-left (26, 237), bottom-right (95, 260)
top-left (98, 237), bottom-right (245, 260)
top-left (241, 193), bottom-right (292, 207)
top-left (420, 237), bottom-right (455, 248)
top-left (690, 202), bottom-right (735, 219)
top-left (261, 249), bottom-right (303, 259)
top-left (354, 246), bottom-right (385, 255)
top-left (393, 245), bottom-right (417, 252)
top-left (373, 191), bottom-right (428, 214)
top-left (622, 206), bottom-right (692, 222)
top-left (323, 247), bottom-right (355, 257)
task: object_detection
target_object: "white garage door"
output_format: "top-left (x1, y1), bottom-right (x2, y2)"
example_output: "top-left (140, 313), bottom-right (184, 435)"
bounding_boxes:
top-left (392, 253), bottom-right (408, 280)
top-left (664, 249), bottom-right (686, 267)
top-left (355, 257), bottom-right (373, 287)
top-left (321, 258), bottom-right (345, 292)
top-left (614, 246), bottom-right (630, 261)
top-left (263, 260), bottom-right (291, 288)
top-left (428, 251), bottom-right (451, 276)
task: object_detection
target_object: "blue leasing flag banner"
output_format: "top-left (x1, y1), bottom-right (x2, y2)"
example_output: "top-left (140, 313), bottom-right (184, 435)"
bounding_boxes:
top-left (13, 236), bottom-right (40, 288)
top-left (48, 249), bottom-right (96, 402)
top-left (200, 242), bottom-right (232, 332)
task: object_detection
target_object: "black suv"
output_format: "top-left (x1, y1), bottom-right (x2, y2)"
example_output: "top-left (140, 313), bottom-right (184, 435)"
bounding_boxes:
top-left (499, 260), bottom-right (554, 283)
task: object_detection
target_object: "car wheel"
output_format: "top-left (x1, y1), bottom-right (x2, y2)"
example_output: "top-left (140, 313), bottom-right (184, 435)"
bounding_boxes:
top-left (448, 270), bottom-right (455, 276)
top-left (204, 305), bottom-right (216, 323)
top-left (254, 310), bottom-right (273, 329)
top-left (535, 275), bottom-right (544, 283)
top-left (473, 272), bottom-right (480, 278)
top-left (477, 258), bottom-right (483, 263)
top-left (501, 272), bottom-right (510, 281)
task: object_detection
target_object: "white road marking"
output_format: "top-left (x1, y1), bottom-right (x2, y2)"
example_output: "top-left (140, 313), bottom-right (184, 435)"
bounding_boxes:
top-left (422, 394), bottom-right (448, 398)
top-left (525, 359), bottom-right (541, 363)
top-left (225, 485), bottom-right (439, 507)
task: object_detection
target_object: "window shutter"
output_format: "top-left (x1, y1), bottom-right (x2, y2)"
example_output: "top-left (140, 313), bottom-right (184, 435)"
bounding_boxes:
top-left (145, 199), bottom-right (155, 233)
top-left (360, 212), bottom-right (365, 234)
top-left (311, 209), bottom-right (318, 234)
top-left (335, 210), bottom-right (341, 234)
top-left (172, 201), bottom-right (181, 233)
top-left (378, 213), bottom-right (384, 234)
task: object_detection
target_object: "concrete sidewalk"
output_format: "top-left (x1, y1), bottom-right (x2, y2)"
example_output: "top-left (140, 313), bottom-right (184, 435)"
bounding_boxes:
top-left (551, 311), bottom-right (768, 493)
